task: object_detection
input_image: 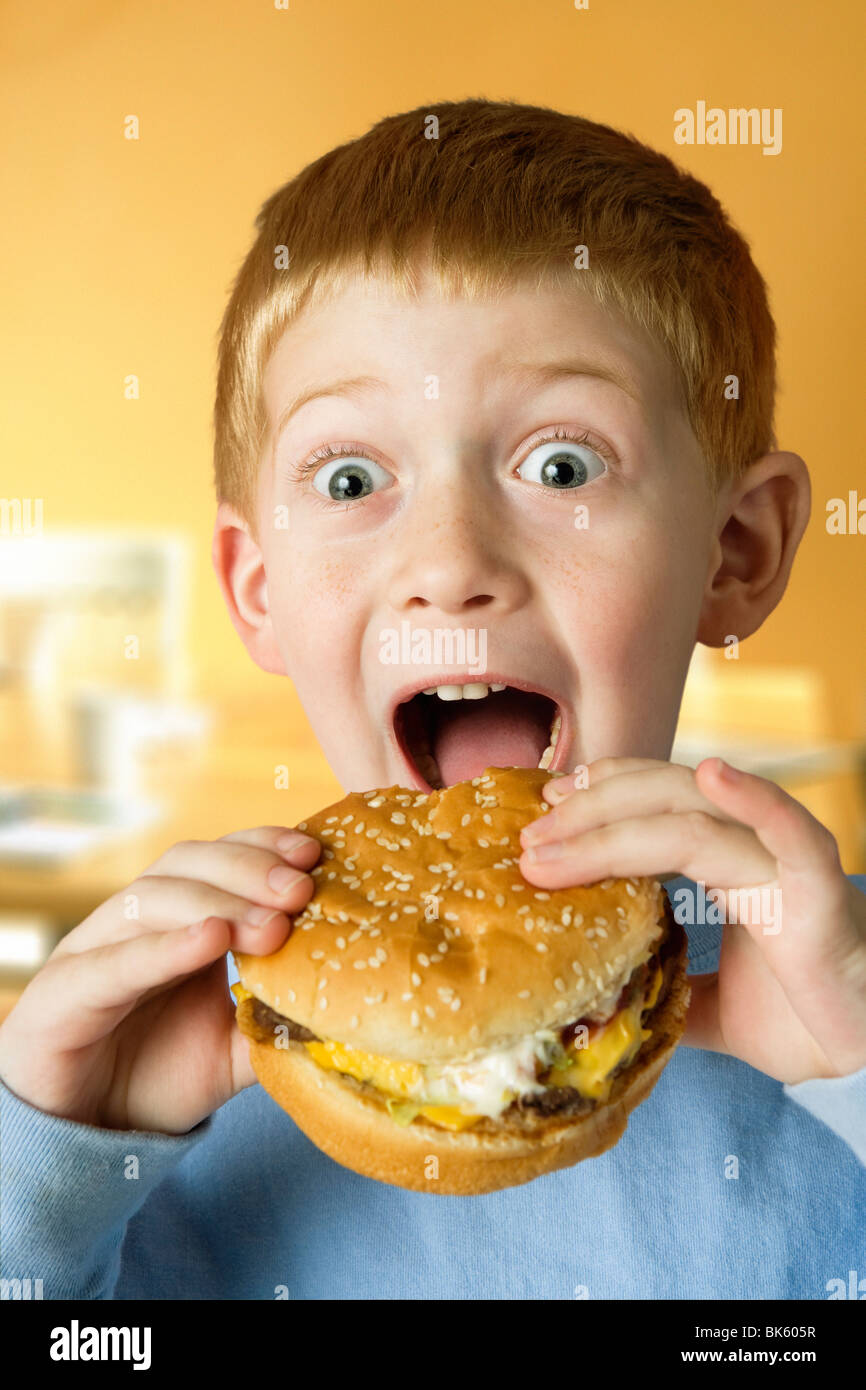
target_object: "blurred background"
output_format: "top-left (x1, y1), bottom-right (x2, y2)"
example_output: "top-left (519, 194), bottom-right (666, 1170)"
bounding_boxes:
top-left (1, 0), bottom-right (864, 1020)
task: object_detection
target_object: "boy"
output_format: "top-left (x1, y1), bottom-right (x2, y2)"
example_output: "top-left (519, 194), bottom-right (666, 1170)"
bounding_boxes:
top-left (2, 99), bottom-right (865, 1300)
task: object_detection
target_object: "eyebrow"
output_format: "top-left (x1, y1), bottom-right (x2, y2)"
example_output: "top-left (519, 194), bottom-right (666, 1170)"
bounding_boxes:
top-left (274, 356), bottom-right (642, 442)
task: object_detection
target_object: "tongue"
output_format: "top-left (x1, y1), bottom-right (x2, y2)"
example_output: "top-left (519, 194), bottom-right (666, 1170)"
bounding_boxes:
top-left (431, 689), bottom-right (553, 786)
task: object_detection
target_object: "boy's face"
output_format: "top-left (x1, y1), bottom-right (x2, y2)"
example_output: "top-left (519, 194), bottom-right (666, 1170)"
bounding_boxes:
top-left (240, 268), bottom-right (720, 794)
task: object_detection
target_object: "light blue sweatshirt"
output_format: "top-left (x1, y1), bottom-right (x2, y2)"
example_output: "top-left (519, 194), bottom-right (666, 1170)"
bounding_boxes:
top-left (2, 874), bottom-right (865, 1301)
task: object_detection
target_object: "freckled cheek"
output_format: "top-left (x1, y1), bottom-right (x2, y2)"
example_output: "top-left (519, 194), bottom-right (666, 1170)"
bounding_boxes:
top-left (264, 551), bottom-right (367, 653)
top-left (542, 531), bottom-right (685, 680)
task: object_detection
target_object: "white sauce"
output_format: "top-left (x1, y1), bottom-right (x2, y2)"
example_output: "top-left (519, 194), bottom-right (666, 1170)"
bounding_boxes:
top-left (416, 1030), bottom-right (561, 1117)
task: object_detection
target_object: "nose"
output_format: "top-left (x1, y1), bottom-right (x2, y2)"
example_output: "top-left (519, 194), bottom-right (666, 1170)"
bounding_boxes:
top-left (386, 469), bottom-right (530, 618)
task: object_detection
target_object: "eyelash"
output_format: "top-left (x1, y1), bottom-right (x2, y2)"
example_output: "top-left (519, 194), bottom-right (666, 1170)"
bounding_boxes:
top-left (286, 426), bottom-right (616, 499)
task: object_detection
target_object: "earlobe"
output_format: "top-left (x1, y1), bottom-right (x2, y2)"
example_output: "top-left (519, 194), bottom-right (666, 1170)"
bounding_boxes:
top-left (211, 501), bottom-right (287, 675)
top-left (695, 451), bottom-right (811, 647)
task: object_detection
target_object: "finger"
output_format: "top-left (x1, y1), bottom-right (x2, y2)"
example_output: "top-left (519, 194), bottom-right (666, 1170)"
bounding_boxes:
top-left (695, 758), bottom-right (846, 894)
top-left (139, 838), bottom-right (317, 911)
top-left (16, 918), bottom-right (237, 1052)
top-left (543, 757), bottom-right (667, 803)
top-left (230, 1021), bottom-right (258, 1091)
top-left (217, 825), bottom-right (322, 870)
top-left (529, 763), bottom-right (740, 846)
top-left (680, 971), bottom-right (729, 1055)
top-left (51, 877), bottom-right (297, 957)
top-left (519, 810), bottom-right (776, 889)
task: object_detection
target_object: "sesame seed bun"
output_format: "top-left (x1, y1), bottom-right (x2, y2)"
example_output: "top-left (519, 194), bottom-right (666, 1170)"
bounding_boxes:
top-left (234, 766), bottom-right (671, 1063)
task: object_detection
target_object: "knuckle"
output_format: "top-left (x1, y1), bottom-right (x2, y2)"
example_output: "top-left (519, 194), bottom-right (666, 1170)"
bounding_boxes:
top-left (587, 757), bottom-right (614, 783)
top-left (683, 808), bottom-right (714, 846)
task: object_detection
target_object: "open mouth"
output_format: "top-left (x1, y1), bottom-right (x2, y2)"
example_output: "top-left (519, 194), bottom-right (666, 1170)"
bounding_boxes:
top-left (392, 680), bottom-right (565, 789)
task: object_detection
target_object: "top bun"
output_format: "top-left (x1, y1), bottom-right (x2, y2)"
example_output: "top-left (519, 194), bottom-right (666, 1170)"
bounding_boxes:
top-left (233, 766), bottom-right (667, 1064)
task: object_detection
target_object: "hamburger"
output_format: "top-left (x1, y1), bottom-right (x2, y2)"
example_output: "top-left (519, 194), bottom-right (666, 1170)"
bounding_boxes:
top-left (232, 765), bottom-right (689, 1195)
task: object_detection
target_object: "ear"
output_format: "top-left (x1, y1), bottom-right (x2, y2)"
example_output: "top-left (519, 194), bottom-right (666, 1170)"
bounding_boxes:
top-left (211, 501), bottom-right (287, 675)
top-left (696, 451), bottom-right (811, 647)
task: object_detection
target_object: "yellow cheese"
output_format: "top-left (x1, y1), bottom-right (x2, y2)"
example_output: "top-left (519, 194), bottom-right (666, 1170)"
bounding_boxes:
top-left (554, 964), bottom-right (663, 1101)
top-left (416, 1105), bottom-right (480, 1131)
top-left (304, 1039), bottom-right (483, 1130)
top-left (305, 1038), bottom-right (425, 1095)
top-left (232, 983), bottom-right (253, 1004)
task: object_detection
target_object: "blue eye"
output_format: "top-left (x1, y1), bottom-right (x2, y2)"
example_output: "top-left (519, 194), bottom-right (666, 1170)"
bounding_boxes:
top-left (310, 450), bottom-right (392, 501)
top-left (517, 439), bottom-right (606, 490)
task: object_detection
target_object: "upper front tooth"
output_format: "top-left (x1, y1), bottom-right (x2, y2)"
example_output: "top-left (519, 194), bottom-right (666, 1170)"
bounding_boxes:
top-left (490, 683), bottom-right (506, 691)
top-left (429, 683), bottom-right (493, 700)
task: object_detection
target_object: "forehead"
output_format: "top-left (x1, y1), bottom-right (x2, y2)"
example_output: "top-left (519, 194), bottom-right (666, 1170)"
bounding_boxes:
top-left (261, 267), bottom-right (687, 431)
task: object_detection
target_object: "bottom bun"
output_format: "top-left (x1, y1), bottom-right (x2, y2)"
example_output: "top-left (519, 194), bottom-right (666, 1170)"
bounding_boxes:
top-left (247, 925), bottom-right (690, 1196)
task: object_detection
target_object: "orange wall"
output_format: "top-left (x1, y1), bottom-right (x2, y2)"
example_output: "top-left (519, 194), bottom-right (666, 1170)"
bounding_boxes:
top-left (1, 0), bottom-right (863, 732)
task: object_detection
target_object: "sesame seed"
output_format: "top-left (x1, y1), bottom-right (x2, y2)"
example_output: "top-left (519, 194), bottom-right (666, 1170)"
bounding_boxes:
top-left (535, 942), bottom-right (549, 952)
top-left (594, 916), bottom-right (608, 926)
top-left (355, 822), bottom-right (365, 834)
top-left (391, 812), bottom-right (406, 824)
top-left (479, 967), bottom-right (487, 984)
top-left (375, 947), bottom-right (387, 962)
top-left (534, 891), bottom-right (551, 901)
top-left (418, 953), bottom-right (430, 967)
top-left (461, 814), bottom-right (471, 827)
top-left (411, 972), bottom-right (421, 987)
top-left (410, 1010), bottom-right (420, 1027)
top-left (571, 961), bottom-right (583, 975)
top-left (328, 960), bottom-right (341, 971)
top-left (317, 978), bottom-right (327, 991)
top-left (349, 1015), bottom-right (359, 1028)
top-left (318, 997), bottom-right (328, 1009)
top-left (368, 797), bottom-right (384, 807)
top-left (518, 989), bottom-right (531, 999)
top-left (626, 882), bottom-right (637, 897)
top-left (287, 988), bottom-right (296, 1002)
top-left (450, 997), bottom-right (461, 1011)
top-left (554, 977), bottom-right (565, 991)
top-left (424, 1005), bottom-right (436, 1019)
top-left (311, 949), bottom-right (324, 960)
top-left (341, 814), bottom-right (354, 825)
top-left (353, 960), bottom-right (367, 970)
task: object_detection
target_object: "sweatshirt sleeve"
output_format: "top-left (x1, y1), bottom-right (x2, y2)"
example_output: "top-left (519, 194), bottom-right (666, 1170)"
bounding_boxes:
top-left (783, 1064), bottom-right (866, 1166)
top-left (0, 1076), bottom-right (213, 1299)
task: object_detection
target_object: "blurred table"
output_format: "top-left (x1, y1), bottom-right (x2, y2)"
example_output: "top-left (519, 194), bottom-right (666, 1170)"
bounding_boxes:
top-left (0, 686), bottom-right (342, 947)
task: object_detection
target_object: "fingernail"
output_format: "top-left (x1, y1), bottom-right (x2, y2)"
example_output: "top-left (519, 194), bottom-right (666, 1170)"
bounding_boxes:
top-left (521, 820), bottom-right (550, 847)
top-left (524, 841), bottom-right (563, 862)
top-left (267, 864), bottom-right (307, 894)
top-left (245, 906), bottom-right (286, 928)
top-left (544, 778), bottom-right (574, 803)
top-left (716, 759), bottom-right (739, 781)
top-left (276, 832), bottom-right (312, 855)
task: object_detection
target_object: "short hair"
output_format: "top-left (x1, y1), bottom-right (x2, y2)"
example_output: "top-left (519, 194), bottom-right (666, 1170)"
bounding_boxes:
top-left (213, 98), bottom-right (776, 527)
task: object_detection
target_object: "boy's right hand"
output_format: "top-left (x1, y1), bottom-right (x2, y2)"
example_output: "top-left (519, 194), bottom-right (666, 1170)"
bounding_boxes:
top-left (0, 826), bottom-right (320, 1135)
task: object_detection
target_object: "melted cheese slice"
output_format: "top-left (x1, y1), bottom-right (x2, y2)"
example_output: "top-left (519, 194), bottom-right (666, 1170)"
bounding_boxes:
top-left (233, 963), bottom-right (664, 1130)
top-left (555, 965), bottom-right (663, 1101)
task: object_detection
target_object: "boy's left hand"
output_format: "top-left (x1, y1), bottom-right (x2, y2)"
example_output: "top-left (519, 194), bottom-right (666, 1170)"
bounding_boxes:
top-left (519, 757), bottom-right (866, 1085)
